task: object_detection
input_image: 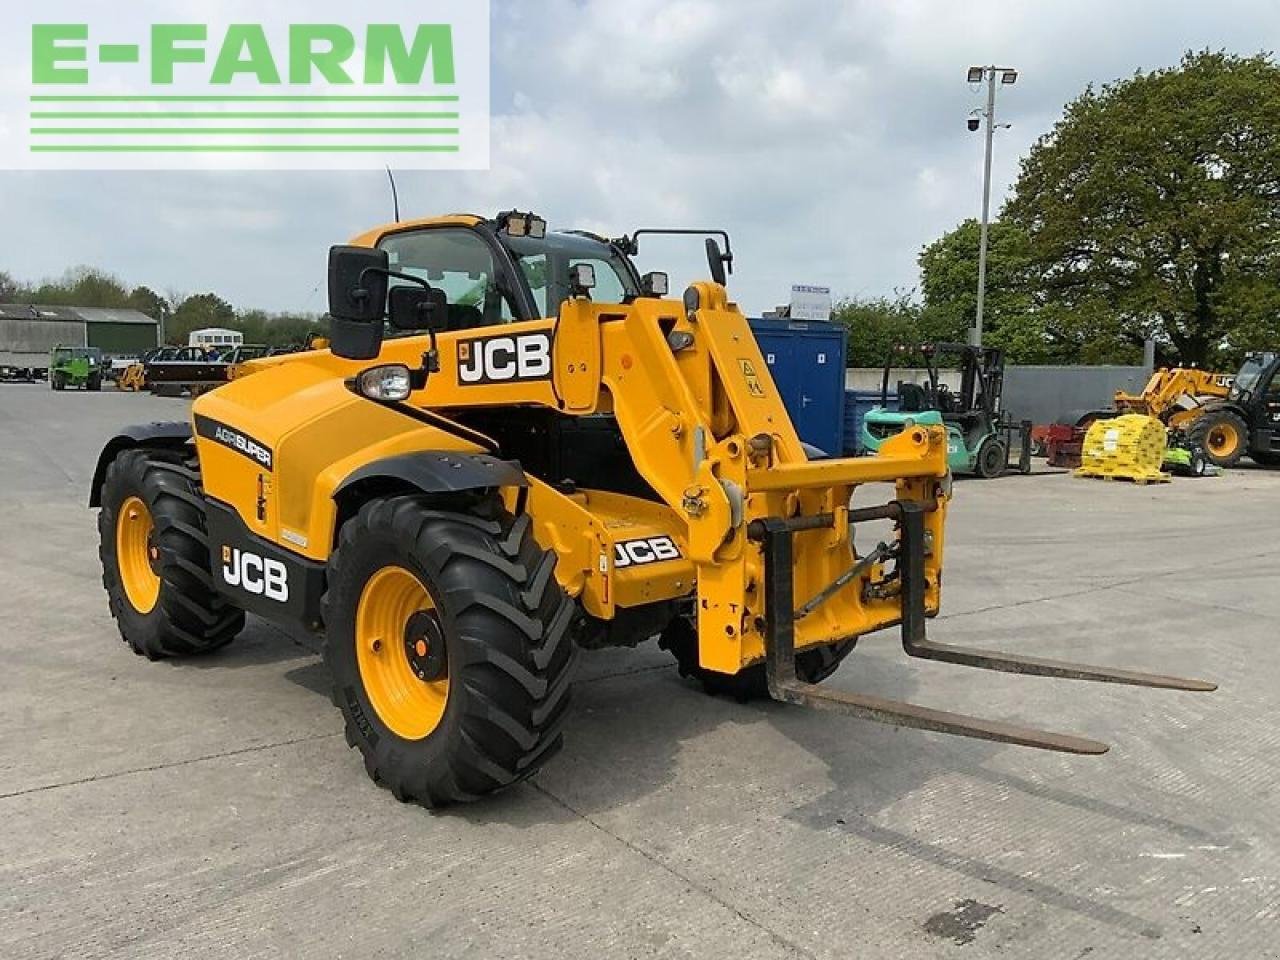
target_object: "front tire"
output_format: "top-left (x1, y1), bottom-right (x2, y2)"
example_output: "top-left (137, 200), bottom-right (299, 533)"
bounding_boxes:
top-left (1189, 410), bottom-right (1248, 467)
top-left (659, 616), bottom-right (855, 700)
top-left (98, 449), bottom-right (244, 659)
top-left (976, 438), bottom-right (1007, 478)
top-left (323, 497), bottom-right (577, 807)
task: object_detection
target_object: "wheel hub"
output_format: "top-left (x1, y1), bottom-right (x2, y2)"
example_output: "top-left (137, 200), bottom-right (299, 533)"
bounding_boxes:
top-left (116, 495), bottom-right (162, 614)
top-left (403, 610), bottom-right (447, 682)
top-left (354, 565), bottom-right (451, 741)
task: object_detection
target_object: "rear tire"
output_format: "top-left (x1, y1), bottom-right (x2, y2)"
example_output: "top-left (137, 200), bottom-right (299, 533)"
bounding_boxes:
top-left (323, 497), bottom-right (577, 807)
top-left (98, 449), bottom-right (244, 659)
top-left (1251, 450), bottom-right (1280, 467)
top-left (659, 616), bottom-right (855, 701)
top-left (1189, 410), bottom-right (1248, 467)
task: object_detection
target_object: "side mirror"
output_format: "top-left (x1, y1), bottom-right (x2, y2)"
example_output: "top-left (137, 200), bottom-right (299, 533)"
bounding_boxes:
top-left (705, 237), bottom-right (731, 287)
top-left (640, 271), bottom-right (669, 297)
top-left (388, 285), bottom-right (448, 331)
top-left (327, 245), bottom-right (389, 360)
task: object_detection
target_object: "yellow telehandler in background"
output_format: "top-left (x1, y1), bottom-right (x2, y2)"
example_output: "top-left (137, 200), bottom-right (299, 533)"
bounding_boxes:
top-left (1112, 366), bottom-right (1234, 427)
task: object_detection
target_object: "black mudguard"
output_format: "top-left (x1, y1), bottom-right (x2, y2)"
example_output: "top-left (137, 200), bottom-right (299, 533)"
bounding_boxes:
top-left (334, 450), bottom-right (527, 501)
top-left (89, 421), bottom-right (192, 507)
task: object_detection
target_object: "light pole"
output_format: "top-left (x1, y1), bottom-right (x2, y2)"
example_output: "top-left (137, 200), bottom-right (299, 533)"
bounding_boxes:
top-left (966, 65), bottom-right (1017, 347)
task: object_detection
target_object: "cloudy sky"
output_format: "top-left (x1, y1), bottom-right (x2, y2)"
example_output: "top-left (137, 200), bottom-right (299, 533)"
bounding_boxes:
top-left (2, 0), bottom-right (1278, 317)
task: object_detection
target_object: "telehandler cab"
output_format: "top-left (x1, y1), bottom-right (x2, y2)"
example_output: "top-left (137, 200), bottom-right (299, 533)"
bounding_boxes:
top-left (90, 211), bottom-right (1214, 806)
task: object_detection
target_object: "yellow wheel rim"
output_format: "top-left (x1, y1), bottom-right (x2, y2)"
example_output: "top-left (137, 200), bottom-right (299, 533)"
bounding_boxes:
top-left (116, 496), bottom-right (161, 614)
top-left (355, 565), bottom-right (450, 741)
top-left (1207, 423), bottom-right (1239, 457)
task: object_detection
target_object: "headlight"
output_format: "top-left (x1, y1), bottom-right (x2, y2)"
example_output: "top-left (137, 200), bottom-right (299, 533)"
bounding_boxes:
top-left (354, 363), bottom-right (413, 402)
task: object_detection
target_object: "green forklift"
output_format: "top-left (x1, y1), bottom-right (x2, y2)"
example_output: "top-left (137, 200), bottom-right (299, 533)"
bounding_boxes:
top-left (861, 342), bottom-right (1031, 478)
top-left (49, 345), bottom-right (104, 392)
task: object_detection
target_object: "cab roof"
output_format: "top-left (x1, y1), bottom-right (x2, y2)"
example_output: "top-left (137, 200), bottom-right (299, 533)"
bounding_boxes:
top-left (349, 214), bottom-right (483, 248)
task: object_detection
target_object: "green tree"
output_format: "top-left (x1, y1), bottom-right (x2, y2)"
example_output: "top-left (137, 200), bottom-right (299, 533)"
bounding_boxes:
top-left (127, 285), bottom-right (170, 323)
top-left (169, 293), bottom-right (235, 344)
top-left (22, 266), bottom-right (129, 308)
top-left (917, 219), bottom-right (1051, 361)
top-left (1004, 50), bottom-right (1280, 366)
top-left (0, 271), bottom-right (26, 301)
top-left (831, 295), bottom-right (922, 367)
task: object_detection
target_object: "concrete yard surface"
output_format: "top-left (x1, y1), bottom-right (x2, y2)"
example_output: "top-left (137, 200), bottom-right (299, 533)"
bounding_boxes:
top-left (1, 385), bottom-right (1277, 959)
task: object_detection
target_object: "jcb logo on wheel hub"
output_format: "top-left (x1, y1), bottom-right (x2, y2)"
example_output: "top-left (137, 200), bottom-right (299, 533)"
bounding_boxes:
top-left (222, 546), bottom-right (289, 602)
top-left (457, 332), bottom-right (551, 384)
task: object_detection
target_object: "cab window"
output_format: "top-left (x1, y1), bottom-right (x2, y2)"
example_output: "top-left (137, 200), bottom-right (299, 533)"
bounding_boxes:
top-left (380, 228), bottom-right (519, 329)
top-left (570, 257), bottom-right (627, 304)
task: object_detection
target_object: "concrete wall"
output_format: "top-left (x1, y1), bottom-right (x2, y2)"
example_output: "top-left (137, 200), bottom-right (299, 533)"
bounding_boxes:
top-left (845, 367), bottom-right (961, 392)
top-left (844, 364), bottom-right (1151, 425)
top-left (1001, 365), bottom-right (1149, 425)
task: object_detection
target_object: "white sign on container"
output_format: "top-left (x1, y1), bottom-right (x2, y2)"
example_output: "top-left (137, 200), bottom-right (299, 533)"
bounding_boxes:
top-left (789, 284), bottom-right (832, 322)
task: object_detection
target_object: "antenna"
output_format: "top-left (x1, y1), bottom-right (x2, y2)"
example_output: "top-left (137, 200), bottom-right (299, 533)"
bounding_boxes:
top-left (385, 166), bottom-right (401, 222)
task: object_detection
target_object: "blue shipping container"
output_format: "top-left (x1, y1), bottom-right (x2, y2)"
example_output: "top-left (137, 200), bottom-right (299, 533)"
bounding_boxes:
top-left (748, 318), bottom-right (846, 457)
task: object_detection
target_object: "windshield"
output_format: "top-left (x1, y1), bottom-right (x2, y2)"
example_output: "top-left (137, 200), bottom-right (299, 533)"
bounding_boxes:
top-left (1233, 353), bottom-right (1275, 398)
top-left (504, 232), bottom-right (638, 319)
top-left (381, 227), bottom-right (520, 328)
top-left (378, 226), bottom-right (640, 328)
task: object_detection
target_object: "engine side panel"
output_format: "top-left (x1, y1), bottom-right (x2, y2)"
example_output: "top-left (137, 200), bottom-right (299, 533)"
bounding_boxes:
top-left (191, 353), bottom-right (486, 563)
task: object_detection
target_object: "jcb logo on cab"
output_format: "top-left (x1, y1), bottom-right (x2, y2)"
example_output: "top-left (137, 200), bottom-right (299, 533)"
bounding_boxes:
top-left (458, 332), bottom-right (552, 384)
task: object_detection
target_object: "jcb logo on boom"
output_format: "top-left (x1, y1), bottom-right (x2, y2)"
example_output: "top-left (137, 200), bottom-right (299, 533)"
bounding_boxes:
top-left (457, 333), bottom-right (551, 385)
top-left (614, 536), bottom-right (681, 568)
top-left (222, 546), bottom-right (289, 602)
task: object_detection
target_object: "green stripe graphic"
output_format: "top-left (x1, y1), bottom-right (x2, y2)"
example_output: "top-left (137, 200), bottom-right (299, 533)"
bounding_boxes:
top-left (30, 111), bottom-right (459, 119)
top-left (31, 95), bottom-right (459, 103)
top-left (31, 128), bottom-right (460, 135)
top-left (30, 144), bottom-right (461, 153)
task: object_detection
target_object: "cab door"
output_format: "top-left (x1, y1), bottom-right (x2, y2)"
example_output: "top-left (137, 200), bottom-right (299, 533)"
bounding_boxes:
top-left (1260, 363), bottom-right (1280, 451)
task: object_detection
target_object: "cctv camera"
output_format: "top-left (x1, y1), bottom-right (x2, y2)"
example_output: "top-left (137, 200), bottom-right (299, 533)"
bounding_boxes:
top-left (967, 117), bottom-right (980, 132)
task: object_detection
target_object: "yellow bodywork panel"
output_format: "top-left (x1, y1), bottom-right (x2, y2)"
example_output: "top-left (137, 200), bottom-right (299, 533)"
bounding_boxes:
top-left (193, 354), bottom-right (482, 562)
top-left (506, 482), bottom-right (692, 618)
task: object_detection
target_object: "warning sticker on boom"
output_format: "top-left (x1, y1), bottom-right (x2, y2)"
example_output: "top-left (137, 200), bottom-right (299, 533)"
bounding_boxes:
top-left (739, 359), bottom-right (765, 398)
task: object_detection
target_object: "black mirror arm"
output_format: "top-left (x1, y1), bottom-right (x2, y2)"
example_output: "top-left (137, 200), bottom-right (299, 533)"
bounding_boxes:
top-left (360, 266), bottom-right (443, 385)
top-left (618, 229), bottom-right (734, 271)
top-left (359, 265), bottom-right (431, 291)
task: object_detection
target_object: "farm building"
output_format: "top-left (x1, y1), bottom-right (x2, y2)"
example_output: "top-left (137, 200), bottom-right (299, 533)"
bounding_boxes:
top-left (0, 304), bottom-right (160, 378)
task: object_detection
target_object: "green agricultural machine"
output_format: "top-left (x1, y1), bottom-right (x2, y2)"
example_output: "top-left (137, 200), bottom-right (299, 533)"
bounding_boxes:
top-left (861, 343), bottom-right (1031, 478)
top-left (49, 346), bottom-right (104, 392)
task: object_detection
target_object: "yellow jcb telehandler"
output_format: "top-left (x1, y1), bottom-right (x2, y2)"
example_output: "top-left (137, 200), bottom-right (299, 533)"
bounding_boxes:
top-left (1112, 366), bottom-right (1234, 427)
top-left (89, 212), bottom-right (1214, 806)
